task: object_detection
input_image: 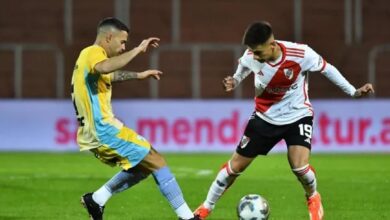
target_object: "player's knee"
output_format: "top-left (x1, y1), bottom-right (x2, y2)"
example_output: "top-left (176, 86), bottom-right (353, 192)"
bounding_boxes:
top-left (288, 156), bottom-right (309, 170)
top-left (288, 145), bottom-right (310, 168)
top-left (229, 152), bottom-right (253, 173)
top-left (141, 148), bottom-right (167, 171)
top-left (151, 149), bottom-right (167, 167)
top-left (289, 159), bottom-right (309, 170)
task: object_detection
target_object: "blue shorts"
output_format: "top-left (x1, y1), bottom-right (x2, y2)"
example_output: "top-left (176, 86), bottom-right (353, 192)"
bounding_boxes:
top-left (91, 126), bottom-right (151, 170)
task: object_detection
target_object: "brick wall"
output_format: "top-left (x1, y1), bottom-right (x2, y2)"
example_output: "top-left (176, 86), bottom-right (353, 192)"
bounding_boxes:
top-left (0, 0), bottom-right (388, 98)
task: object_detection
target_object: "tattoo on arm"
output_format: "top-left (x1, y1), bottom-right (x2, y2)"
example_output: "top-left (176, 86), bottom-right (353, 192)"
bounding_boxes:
top-left (111, 71), bottom-right (139, 82)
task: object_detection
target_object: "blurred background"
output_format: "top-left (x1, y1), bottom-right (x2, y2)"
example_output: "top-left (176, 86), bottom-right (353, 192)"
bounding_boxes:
top-left (0, 0), bottom-right (389, 152)
top-left (1, 0), bottom-right (389, 99)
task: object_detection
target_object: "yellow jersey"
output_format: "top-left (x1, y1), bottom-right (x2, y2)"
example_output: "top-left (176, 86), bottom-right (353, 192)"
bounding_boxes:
top-left (71, 45), bottom-right (123, 151)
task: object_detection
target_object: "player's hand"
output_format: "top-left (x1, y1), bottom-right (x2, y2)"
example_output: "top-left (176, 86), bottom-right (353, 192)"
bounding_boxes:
top-left (222, 76), bottom-right (236, 92)
top-left (138, 70), bottom-right (162, 80)
top-left (354, 83), bottom-right (375, 98)
top-left (137, 37), bottom-right (160, 53)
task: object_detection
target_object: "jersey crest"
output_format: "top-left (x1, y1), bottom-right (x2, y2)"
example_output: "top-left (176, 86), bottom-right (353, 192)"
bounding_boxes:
top-left (239, 135), bottom-right (250, 149)
top-left (283, 68), bottom-right (294, 80)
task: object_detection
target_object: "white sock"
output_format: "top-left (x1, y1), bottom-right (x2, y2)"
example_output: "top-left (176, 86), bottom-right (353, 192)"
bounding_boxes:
top-left (204, 161), bottom-right (239, 210)
top-left (92, 186), bottom-right (112, 206)
top-left (176, 203), bottom-right (194, 219)
top-left (292, 164), bottom-right (317, 197)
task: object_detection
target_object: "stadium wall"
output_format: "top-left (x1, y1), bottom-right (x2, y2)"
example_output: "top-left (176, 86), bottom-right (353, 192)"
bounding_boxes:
top-left (1, 0), bottom-right (390, 98)
top-left (1, 99), bottom-right (389, 153)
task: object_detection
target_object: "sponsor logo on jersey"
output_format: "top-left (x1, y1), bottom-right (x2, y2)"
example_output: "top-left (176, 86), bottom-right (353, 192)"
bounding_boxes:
top-left (239, 135), bottom-right (250, 148)
top-left (304, 137), bottom-right (311, 144)
top-left (265, 83), bottom-right (298, 94)
top-left (265, 86), bottom-right (289, 94)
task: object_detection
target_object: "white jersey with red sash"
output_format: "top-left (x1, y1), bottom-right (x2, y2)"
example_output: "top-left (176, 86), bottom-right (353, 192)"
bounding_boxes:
top-left (233, 40), bottom-right (356, 125)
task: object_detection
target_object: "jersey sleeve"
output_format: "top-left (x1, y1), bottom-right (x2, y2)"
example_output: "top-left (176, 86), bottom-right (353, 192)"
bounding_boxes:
top-left (305, 45), bottom-right (356, 96)
top-left (305, 46), bottom-right (327, 72)
top-left (232, 52), bottom-right (252, 85)
top-left (88, 46), bottom-right (108, 74)
top-left (321, 63), bottom-right (357, 96)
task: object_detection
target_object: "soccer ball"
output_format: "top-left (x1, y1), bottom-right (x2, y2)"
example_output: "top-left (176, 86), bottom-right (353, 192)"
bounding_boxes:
top-left (237, 194), bottom-right (270, 220)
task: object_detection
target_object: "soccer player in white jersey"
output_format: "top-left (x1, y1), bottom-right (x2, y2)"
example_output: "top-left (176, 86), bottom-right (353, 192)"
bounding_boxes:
top-left (194, 21), bottom-right (374, 220)
top-left (72, 17), bottom-right (199, 220)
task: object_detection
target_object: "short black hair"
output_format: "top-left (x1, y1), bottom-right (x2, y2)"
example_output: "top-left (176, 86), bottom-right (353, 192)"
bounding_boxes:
top-left (242, 21), bottom-right (273, 47)
top-left (97, 17), bottom-right (129, 33)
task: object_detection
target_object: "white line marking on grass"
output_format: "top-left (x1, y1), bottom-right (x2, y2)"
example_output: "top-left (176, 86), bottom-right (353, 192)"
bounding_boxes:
top-left (173, 167), bottom-right (213, 177)
top-left (196, 170), bottom-right (213, 176)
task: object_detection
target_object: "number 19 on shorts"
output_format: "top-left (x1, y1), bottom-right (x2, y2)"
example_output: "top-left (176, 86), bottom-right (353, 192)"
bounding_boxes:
top-left (298, 124), bottom-right (312, 138)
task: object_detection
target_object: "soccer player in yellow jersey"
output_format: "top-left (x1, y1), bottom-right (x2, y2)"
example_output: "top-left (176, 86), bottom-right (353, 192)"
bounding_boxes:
top-left (71, 17), bottom-right (199, 220)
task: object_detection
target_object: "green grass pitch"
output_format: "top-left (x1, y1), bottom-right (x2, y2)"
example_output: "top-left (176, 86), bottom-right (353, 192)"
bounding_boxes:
top-left (1, 152), bottom-right (390, 219)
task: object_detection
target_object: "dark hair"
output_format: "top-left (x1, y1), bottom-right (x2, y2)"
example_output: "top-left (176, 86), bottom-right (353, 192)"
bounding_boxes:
top-left (242, 21), bottom-right (273, 47)
top-left (97, 17), bottom-right (129, 33)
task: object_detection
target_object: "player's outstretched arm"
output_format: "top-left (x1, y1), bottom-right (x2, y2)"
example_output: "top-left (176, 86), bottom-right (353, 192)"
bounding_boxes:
top-left (111, 69), bottom-right (162, 82)
top-left (137, 70), bottom-right (162, 80)
top-left (95, 37), bottom-right (160, 74)
top-left (353, 83), bottom-right (375, 98)
top-left (222, 76), bottom-right (238, 92)
top-left (224, 60), bottom-right (251, 92)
